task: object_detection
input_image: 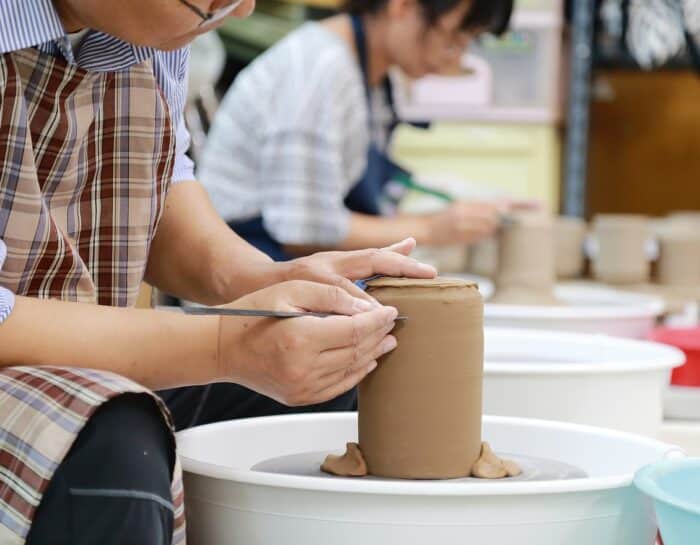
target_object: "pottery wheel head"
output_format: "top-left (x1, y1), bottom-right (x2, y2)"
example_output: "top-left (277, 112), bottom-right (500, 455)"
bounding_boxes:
top-left (252, 450), bottom-right (587, 483)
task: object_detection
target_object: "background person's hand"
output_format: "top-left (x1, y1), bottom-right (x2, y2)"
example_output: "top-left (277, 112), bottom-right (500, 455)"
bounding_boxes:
top-left (500, 197), bottom-right (542, 212)
top-left (278, 237), bottom-right (437, 302)
top-left (425, 200), bottom-right (505, 245)
top-left (218, 280), bottom-right (399, 406)
top-left (422, 197), bottom-right (544, 246)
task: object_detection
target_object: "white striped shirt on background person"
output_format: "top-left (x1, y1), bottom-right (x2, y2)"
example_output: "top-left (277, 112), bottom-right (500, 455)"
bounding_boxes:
top-left (198, 22), bottom-right (393, 247)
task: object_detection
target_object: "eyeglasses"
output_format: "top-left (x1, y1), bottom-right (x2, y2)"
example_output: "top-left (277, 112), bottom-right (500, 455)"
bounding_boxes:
top-left (177, 0), bottom-right (245, 26)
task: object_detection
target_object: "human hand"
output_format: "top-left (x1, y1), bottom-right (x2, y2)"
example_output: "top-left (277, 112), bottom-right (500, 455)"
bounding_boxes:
top-left (499, 198), bottom-right (542, 212)
top-left (278, 238), bottom-right (437, 302)
top-left (426, 201), bottom-right (506, 245)
top-left (218, 280), bottom-right (399, 406)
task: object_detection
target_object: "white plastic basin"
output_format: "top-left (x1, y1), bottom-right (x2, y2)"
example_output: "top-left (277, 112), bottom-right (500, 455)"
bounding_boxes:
top-left (178, 413), bottom-right (682, 545)
top-left (484, 328), bottom-right (684, 436)
top-left (455, 275), bottom-right (666, 339)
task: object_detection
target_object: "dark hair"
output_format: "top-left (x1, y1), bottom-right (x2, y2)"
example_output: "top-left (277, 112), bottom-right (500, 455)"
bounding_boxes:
top-left (343, 0), bottom-right (514, 36)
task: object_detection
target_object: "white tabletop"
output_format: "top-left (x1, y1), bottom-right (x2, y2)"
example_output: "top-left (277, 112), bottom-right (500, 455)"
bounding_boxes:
top-left (659, 419), bottom-right (700, 456)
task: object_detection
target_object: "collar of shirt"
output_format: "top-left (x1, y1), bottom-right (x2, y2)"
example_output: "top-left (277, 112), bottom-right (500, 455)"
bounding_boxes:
top-left (0, 0), bottom-right (157, 72)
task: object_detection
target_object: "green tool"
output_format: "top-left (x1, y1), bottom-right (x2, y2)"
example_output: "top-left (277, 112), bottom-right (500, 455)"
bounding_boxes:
top-left (393, 171), bottom-right (516, 226)
top-left (394, 171), bottom-right (455, 203)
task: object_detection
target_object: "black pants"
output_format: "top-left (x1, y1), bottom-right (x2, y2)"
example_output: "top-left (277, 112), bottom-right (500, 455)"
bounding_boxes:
top-left (159, 383), bottom-right (357, 431)
top-left (27, 385), bottom-right (356, 544)
top-left (26, 394), bottom-right (175, 545)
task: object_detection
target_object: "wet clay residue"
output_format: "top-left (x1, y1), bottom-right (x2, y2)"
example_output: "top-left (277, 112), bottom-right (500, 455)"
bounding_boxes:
top-left (321, 443), bottom-right (368, 477)
top-left (470, 442), bottom-right (521, 479)
top-left (321, 441), bottom-right (521, 480)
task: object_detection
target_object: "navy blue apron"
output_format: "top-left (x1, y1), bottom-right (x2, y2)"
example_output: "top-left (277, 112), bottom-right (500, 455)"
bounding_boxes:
top-left (228, 15), bottom-right (423, 260)
top-left (342, 15), bottom-right (411, 217)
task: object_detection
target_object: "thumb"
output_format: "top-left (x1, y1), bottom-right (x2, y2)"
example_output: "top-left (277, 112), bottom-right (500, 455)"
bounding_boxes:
top-left (288, 280), bottom-right (375, 316)
top-left (382, 237), bottom-right (416, 256)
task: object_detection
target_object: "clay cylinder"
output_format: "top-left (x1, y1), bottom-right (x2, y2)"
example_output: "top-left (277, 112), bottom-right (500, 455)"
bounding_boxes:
top-left (359, 277), bottom-right (483, 479)
top-left (592, 214), bottom-right (650, 284)
top-left (467, 237), bottom-right (498, 278)
top-left (555, 216), bottom-right (587, 279)
top-left (668, 211), bottom-right (700, 230)
top-left (657, 229), bottom-right (700, 287)
top-left (490, 212), bottom-right (557, 304)
top-left (411, 245), bottom-right (469, 274)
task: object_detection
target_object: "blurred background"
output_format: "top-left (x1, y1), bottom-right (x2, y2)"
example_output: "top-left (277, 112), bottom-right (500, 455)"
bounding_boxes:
top-left (185, 0), bottom-right (700, 220)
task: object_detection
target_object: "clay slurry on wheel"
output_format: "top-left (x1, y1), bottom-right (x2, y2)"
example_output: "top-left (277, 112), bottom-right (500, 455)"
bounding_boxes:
top-left (321, 443), bottom-right (368, 477)
top-left (321, 441), bottom-right (522, 479)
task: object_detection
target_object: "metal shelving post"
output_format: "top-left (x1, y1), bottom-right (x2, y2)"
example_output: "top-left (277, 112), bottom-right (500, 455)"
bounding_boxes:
top-left (563, 0), bottom-right (597, 218)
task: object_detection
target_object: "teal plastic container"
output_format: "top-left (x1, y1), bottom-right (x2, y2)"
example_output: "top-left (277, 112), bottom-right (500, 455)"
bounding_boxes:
top-left (634, 458), bottom-right (700, 545)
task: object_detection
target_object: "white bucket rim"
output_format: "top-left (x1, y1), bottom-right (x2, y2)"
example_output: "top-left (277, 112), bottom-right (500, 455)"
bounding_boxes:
top-left (178, 413), bottom-right (680, 497)
top-left (484, 327), bottom-right (685, 374)
top-left (444, 275), bottom-right (668, 319)
top-left (484, 288), bottom-right (666, 320)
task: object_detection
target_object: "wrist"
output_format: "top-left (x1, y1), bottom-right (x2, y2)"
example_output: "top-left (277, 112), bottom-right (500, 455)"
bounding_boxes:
top-left (212, 315), bottom-right (255, 386)
top-left (208, 247), bottom-right (277, 303)
top-left (167, 313), bottom-right (222, 385)
top-left (415, 214), bottom-right (436, 245)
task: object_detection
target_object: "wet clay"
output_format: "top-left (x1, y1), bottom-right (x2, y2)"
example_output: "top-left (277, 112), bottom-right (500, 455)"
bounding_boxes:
top-left (555, 216), bottom-right (587, 280)
top-left (321, 443), bottom-right (368, 477)
top-left (321, 441), bottom-right (521, 479)
top-left (592, 214), bottom-right (651, 285)
top-left (471, 442), bottom-right (522, 479)
top-left (359, 277), bottom-right (484, 479)
top-left (490, 211), bottom-right (559, 305)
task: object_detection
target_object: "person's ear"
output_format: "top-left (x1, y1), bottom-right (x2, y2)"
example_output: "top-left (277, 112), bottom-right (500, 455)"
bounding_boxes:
top-left (386, 0), bottom-right (419, 20)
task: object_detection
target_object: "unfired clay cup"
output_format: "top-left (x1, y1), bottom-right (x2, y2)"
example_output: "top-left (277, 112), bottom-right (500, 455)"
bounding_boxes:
top-left (555, 216), bottom-right (587, 279)
top-left (591, 214), bottom-right (651, 285)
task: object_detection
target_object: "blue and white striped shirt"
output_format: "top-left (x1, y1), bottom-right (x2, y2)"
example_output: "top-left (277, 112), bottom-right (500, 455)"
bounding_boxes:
top-left (0, 241), bottom-right (13, 325)
top-left (0, 0), bottom-right (197, 323)
top-left (0, 0), bottom-right (195, 184)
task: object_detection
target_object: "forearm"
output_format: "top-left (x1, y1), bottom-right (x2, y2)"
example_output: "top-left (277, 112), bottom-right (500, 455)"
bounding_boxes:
top-left (146, 181), bottom-right (284, 304)
top-left (286, 212), bottom-right (432, 255)
top-left (0, 296), bottom-right (220, 390)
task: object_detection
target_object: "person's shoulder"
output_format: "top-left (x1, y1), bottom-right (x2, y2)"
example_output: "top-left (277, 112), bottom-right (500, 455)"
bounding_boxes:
top-left (291, 22), bottom-right (348, 52)
top-left (263, 22), bottom-right (355, 81)
top-left (150, 46), bottom-right (190, 83)
top-left (215, 22), bottom-right (365, 134)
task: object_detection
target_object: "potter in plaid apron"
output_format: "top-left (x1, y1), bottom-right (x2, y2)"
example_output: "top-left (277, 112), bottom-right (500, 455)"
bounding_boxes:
top-left (0, 47), bottom-right (184, 544)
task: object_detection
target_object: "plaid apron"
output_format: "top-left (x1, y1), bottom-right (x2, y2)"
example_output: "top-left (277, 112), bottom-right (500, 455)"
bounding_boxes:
top-left (0, 48), bottom-right (184, 544)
